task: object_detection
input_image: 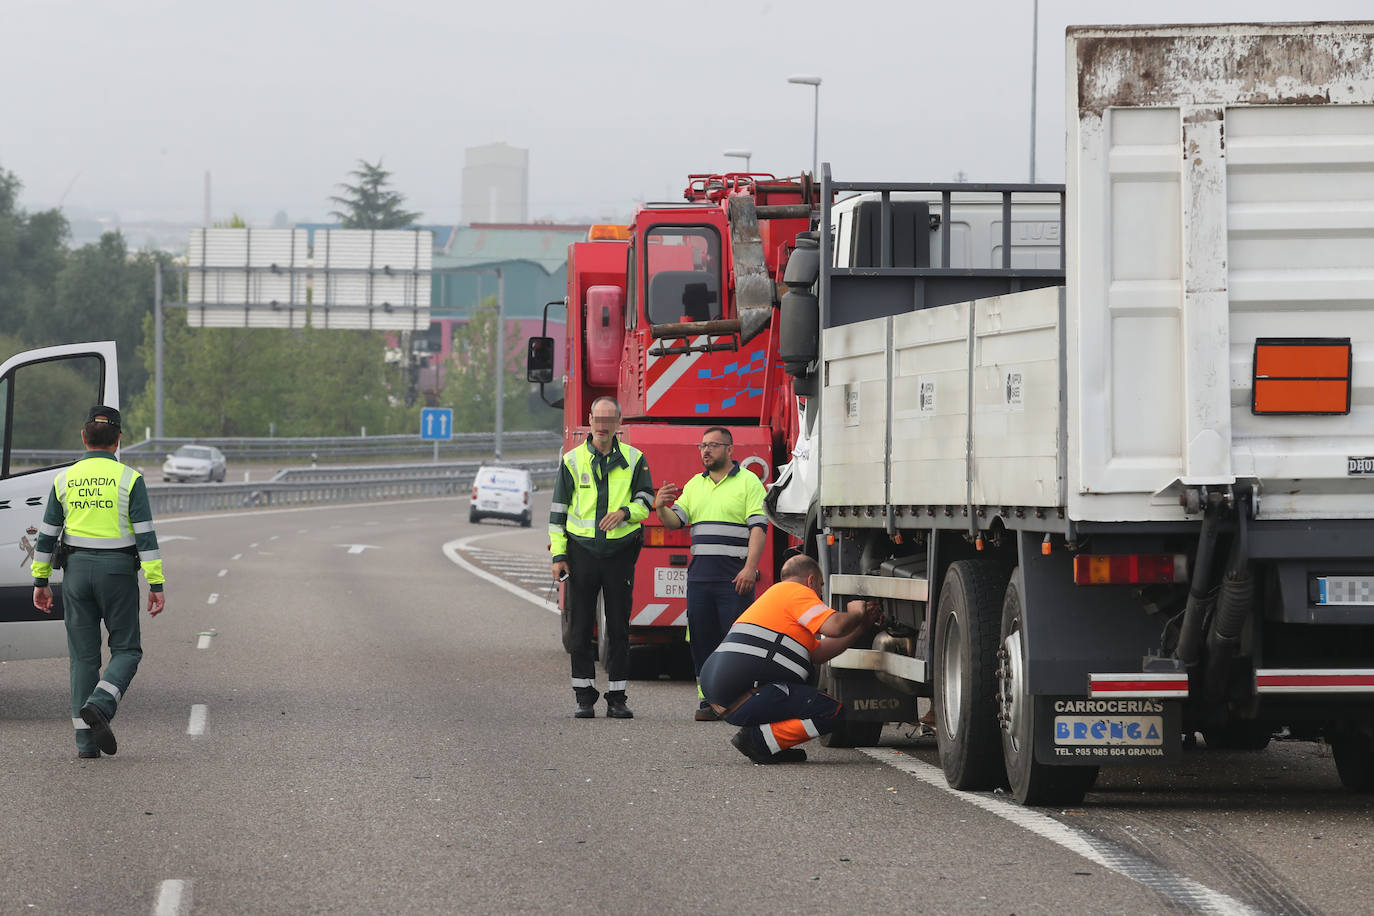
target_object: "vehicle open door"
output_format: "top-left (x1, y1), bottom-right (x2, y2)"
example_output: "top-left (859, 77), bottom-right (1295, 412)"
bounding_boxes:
top-left (0, 341), bottom-right (119, 661)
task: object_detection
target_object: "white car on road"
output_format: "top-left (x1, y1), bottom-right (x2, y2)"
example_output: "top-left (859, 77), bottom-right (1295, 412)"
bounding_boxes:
top-left (162, 444), bottom-right (227, 483)
top-left (470, 465), bottom-right (533, 527)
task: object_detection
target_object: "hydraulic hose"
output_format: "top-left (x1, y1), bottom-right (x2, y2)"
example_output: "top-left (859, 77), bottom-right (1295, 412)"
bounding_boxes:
top-left (1175, 493), bottom-right (1225, 666)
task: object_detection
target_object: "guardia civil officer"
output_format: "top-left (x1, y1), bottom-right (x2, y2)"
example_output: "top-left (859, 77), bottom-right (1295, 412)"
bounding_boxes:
top-left (653, 426), bottom-right (768, 720)
top-left (699, 554), bottom-right (878, 764)
top-left (31, 406), bottom-right (166, 758)
top-left (550, 396), bottom-right (654, 719)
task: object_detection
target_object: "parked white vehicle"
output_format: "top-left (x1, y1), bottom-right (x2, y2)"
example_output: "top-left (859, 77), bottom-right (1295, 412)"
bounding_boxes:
top-left (1, 341), bottom-right (119, 661)
top-left (162, 444), bottom-right (227, 483)
top-left (470, 465), bottom-right (533, 527)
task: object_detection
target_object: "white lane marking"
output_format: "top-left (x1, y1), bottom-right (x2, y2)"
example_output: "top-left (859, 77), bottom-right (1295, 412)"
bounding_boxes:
top-left (860, 748), bottom-right (1261, 915)
top-left (442, 533), bottom-right (558, 615)
top-left (337, 544), bottom-right (380, 555)
top-left (297, 529), bottom-right (308, 534)
top-left (231, 553), bottom-right (242, 560)
top-left (197, 633), bottom-right (213, 649)
top-left (269, 535), bottom-right (279, 541)
top-left (217, 569), bottom-right (227, 577)
top-left (153, 879), bottom-right (190, 915)
top-left (248, 543), bottom-right (258, 548)
top-left (207, 594), bottom-right (219, 605)
top-left (158, 535), bottom-right (196, 542)
top-left (187, 705), bottom-right (208, 735)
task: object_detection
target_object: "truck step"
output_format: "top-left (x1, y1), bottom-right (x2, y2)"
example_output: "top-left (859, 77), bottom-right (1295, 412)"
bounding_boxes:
top-left (829, 573), bottom-right (928, 602)
top-left (829, 647), bottom-right (927, 683)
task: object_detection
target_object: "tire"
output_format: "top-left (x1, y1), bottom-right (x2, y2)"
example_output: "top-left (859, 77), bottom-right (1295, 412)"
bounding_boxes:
top-left (999, 570), bottom-right (1098, 806)
top-left (1331, 735), bottom-right (1374, 791)
top-left (934, 559), bottom-right (1010, 790)
top-left (521, 511), bottom-right (532, 528)
top-left (1202, 722), bottom-right (1273, 751)
top-left (469, 508), bottom-right (480, 524)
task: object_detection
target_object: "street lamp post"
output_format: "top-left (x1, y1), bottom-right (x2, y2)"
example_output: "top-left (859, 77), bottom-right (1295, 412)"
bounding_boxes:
top-left (723, 148), bottom-right (752, 172)
top-left (787, 75), bottom-right (822, 178)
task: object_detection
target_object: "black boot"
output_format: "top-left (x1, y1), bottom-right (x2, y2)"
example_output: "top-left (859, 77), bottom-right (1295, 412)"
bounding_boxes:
top-left (605, 691), bottom-right (634, 719)
top-left (574, 687), bottom-right (600, 719)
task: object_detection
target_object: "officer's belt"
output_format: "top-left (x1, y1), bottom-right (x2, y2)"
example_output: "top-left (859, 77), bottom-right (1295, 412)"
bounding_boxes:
top-left (67, 545), bottom-right (137, 556)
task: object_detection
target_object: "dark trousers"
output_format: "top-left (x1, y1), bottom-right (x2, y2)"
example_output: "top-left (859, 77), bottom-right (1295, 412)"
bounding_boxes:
top-left (727, 683), bottom-right (843, 752)
top-left (566, 537), bottom-right (641, 688)
top-left (62, 550), bottom-right (143, 752)
top-left (686, 579), bottom-right (753, 686)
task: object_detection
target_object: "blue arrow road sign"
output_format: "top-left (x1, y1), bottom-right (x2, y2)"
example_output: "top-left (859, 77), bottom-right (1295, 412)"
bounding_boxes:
top-left (420, 407), bottom-right (453, 441)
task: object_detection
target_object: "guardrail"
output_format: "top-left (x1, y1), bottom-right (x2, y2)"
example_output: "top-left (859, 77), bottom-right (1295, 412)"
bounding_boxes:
top-left (13, 430), bottom-right (561, 465)
top-left (147, 460), bottom-right (558, 516)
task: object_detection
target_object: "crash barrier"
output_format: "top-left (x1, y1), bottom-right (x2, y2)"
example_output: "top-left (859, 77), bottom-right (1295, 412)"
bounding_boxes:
top-left (146, 460), bottom-right (557, 516)
top-left (12, 429), bottom-right (560, 466)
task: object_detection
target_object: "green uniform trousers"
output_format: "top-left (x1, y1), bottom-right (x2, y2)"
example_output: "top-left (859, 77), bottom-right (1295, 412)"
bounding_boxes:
top-left (62, 550), bottom-right (143, 753)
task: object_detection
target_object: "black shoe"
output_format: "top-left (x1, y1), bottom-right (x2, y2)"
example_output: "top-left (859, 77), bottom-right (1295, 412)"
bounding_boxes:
top-left (575, 701), bottom-right (596, 719)
top-left (772, 747), bottom-right (807, 763)
top-left (694, 705), bottom-right (722, 722)
top-left (79, 704), bottom-right (117, 756)
top-left (77, 749), bottom-right (100, 759)
top-left (606, 698), bottom-right (634, 719)
top-left (731, 726), bottom-right (775, 764)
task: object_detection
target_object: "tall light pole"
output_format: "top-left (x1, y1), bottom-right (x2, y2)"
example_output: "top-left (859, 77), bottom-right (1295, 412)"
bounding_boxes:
top-left (723, 148), bottom-right (752, 172)
top-left (1029, 0), bottom-right (1039, 182)
top-left (788, 75), bottom-right (822, 178)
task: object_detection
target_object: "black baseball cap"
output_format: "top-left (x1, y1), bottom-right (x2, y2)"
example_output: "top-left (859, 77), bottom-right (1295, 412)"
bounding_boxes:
top-left (85, 405), bottom-right (122, 429)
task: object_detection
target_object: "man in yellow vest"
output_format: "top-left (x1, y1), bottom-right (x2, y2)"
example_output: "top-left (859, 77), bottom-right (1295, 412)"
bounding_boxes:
top-left (550, 397), bottom-right (654, 719)
top-left (31, 406), bottom-right (166, 758)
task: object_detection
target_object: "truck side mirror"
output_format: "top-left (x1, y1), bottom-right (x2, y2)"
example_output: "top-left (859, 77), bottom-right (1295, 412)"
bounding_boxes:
top-left (527, 337), bottom-right (555, 383)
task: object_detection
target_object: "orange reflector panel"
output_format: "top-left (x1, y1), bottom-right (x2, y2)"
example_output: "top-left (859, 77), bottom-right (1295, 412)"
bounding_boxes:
top-left (1073, 554), bottom-right (1189, 586)
top-left (645, 526), bottom-right (690, 547)
top-left (1252, 338), bottom-right (1351, 415)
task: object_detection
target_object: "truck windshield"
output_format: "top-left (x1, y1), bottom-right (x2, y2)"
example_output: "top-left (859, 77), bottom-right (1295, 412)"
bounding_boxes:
top-left (644, 226), bottom-right (721, 325)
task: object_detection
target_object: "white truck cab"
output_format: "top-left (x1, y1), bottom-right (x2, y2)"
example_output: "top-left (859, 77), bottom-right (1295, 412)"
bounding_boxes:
top-left (0, 341), bottom-right (120, 661)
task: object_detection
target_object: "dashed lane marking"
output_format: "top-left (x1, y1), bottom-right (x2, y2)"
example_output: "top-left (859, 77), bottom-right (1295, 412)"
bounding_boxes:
top-left (861, 748), bottom-right (1261, 916)
top-left (217, 569), bottom-right (227, 577)
top-left (207, 594), bottom-right (218, 605)
top-left (196, 631), bottom-right (215, 649)
top-left (231, 553), bottom-right (242, 560)
top-left (153, 879), bottom-right (190, 915)
top-left (187, 705), bottom-right (208, 735)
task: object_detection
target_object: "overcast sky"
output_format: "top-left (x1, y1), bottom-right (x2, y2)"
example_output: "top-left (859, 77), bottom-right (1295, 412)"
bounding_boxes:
top-left (5, 0), bottom-right (1373, 227)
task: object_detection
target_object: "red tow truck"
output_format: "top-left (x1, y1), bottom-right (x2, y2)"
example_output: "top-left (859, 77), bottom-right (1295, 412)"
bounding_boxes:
top-left (527, 172), bottom-right (817, 671)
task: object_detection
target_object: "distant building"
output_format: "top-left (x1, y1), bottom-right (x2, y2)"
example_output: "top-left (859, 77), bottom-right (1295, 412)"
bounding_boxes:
top-left (462, 143), bottom-right (529, 224)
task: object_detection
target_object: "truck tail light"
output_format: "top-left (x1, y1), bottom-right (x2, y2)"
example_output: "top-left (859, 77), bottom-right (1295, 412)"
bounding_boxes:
top-left (1073, 554), bottom-right (1189, 585)
top-left (646, 526), bottom-right (692, 547)
top-left (1252, 338), bottom-right (1351, 415)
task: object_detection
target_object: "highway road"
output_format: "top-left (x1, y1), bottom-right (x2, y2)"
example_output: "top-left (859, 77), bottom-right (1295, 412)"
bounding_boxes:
top-left (1, 493), bottom-right (1371, 915)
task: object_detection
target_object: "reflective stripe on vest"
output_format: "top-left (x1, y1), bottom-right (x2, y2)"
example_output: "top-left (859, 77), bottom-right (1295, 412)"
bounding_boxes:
top-left (716, 621), bottom-right (814, 681)
top-left (56, 458), bottom-right (138, 548)
top-left (561, 443), bottom-right (644, 542)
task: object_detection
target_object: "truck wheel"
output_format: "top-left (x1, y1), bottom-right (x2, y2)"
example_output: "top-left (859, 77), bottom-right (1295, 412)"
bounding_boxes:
top-left (999, 571), bottom-right (1098, 806)
top-left (934, 559), bottom-right (1009, 790)
top-left (1331, 735), bottom-right (1374, 791)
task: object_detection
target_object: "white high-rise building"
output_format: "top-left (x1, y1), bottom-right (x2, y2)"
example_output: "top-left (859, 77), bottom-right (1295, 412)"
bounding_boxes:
top-left (462, 142), bottom-right (529, 224)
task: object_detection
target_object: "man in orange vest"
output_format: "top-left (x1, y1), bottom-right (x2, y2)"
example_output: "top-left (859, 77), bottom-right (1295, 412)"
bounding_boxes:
top-left (699, 554), bottom-right (878, 763)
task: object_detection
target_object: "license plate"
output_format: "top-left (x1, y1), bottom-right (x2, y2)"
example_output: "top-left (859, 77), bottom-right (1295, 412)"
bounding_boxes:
top-left (654, 567), bottom-right (686, 598)
top-left (1316, 576), bottom-right (1374, 606)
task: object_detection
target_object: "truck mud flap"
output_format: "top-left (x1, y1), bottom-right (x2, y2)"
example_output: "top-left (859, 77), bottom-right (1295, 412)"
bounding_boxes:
top-left (1034, 696), bottom-right (1180, 765)
top-left (826, 669), bottom-right (918, 723)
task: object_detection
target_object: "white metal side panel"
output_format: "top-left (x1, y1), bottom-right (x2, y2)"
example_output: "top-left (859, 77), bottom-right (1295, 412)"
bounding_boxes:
top-left (1074, 106), bottom-right (1187, 497)
top-left (971, 288), bottom-right (1062, 507)
top-left (1227, 104), bottom-right (1374, 518)
top-left (1067, 23), bottom-right (1374, 521)
top-left (889, 301), bottom-right (970, 507)
top-left (820, 321), bottom-right (889, 508)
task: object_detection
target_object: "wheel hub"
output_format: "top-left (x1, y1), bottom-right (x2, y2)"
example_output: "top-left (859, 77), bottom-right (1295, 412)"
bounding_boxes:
top-left (940, 612), bottom-right (963, 739)
top-left (997, 628), bottom-right (1025, 743)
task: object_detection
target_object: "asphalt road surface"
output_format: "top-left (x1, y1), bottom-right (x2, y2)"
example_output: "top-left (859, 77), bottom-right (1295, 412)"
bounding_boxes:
top-left (1, 494), bottom-right (1370, 915)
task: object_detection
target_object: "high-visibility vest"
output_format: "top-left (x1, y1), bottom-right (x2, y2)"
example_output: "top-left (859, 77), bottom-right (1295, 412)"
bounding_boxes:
top-left (558, 440), bottom-right (650, 543)
top-left (55, 457), bottom-right (141, 547)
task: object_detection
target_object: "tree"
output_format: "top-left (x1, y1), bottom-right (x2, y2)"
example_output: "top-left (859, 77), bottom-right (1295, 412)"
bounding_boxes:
top-left (328, 159), bottom-right (421, 229)
top-left (0, 166), bottom-right (70, 347)
top-left (440, 299), bottom-right (560, 434)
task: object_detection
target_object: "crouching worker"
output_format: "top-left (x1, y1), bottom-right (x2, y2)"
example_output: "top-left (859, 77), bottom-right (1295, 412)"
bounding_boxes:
top-left (699, 554), bottom-right (879, 764)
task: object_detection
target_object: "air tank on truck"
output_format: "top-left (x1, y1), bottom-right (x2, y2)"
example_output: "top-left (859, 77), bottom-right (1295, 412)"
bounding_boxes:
top-left (528, 173), bottom-right (819, 673)
top-left (770, 22), bottom-right (1374, 805)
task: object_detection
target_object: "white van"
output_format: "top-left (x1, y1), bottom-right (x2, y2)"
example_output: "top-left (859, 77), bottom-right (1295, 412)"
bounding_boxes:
top-left (470, 466), bottom-right (533, 527)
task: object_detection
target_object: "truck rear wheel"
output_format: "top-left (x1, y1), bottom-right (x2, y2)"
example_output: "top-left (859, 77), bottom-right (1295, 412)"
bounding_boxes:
top-left (1331, 734), bottom-right (1374, 791)
top-left (934, 559), bottom-right (1009, 790)
top-left (999, 570), bottom-right (1098, 806)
